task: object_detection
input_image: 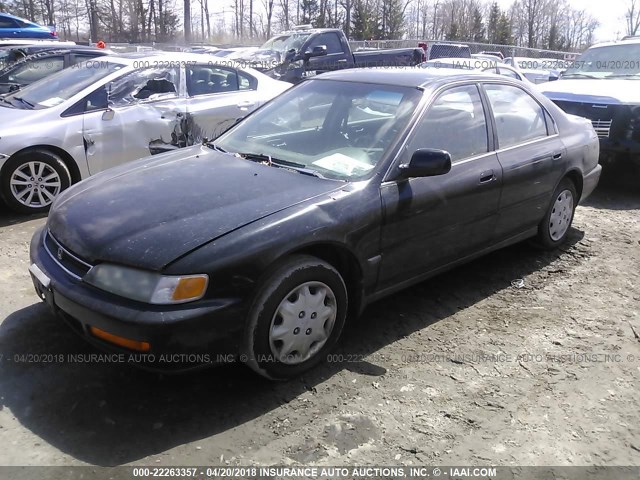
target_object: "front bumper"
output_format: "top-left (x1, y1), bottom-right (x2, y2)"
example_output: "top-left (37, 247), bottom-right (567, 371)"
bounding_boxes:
top-left (29, 227), bottom-right (247, 372)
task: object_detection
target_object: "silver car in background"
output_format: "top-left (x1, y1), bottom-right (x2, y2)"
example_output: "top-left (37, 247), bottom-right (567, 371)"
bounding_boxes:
top-left (0, 51), bottom-right (291, 213)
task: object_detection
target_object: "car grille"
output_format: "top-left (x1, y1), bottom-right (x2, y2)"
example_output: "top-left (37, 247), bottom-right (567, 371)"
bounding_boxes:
top-left (591, 120), bottom-right (613, 139)
top-left (44, 230), bottom-right (93, 279)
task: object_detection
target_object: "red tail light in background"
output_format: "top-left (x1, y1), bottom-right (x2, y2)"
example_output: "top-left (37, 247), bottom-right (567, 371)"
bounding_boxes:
top-left (418, 42), bottom-right (427, 62)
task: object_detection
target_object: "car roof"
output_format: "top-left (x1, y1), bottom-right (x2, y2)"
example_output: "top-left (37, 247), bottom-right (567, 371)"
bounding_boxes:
top-left (311, 68), bottom-right (507, 89)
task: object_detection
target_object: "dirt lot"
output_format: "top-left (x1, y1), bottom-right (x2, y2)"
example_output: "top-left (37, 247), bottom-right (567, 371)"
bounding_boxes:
top-left (0, 167), bottom-right (638, 468)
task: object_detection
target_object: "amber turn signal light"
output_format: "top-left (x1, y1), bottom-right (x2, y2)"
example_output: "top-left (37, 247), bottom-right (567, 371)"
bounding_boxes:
top-left (89, 326), bottom-right (150, 352)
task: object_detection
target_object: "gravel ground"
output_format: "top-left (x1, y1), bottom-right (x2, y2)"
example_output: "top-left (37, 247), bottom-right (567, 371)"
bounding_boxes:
top-left (0, 167), bottom-right (638, 468)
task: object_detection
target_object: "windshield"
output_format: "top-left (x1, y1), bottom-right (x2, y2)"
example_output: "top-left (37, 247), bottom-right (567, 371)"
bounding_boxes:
top-left (215, 79), bottom-right (422, 180)
top-left (4, 60), bottom-right (125, 109)
top-left (563, 44), bottom-right (640, 78)
top-left (260, 33), bottom-right (311, 54)
top-left (0, 49), bottom-right (18, 68)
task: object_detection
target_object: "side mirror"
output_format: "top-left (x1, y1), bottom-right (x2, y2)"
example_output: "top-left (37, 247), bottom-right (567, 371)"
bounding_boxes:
top-left (304, 45), bottom-right (327, 60)
top-left (398, 149), bottom-right (451, 179)
top-left (102, 109), bottom-right (115, 121)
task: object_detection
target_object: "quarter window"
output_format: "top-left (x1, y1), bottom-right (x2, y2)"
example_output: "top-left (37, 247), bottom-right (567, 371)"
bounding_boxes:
top-left (484, 84), bottom-right (548, 148)
top-left (407, 85), bottom-right (489, 162)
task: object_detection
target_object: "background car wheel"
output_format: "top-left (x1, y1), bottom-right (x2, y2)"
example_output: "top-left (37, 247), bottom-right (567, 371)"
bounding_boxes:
top-left (243, 254), bottom-right (348, 380)
top-left (1, 150), bottom-right (71, 214)
top-left (534, 178), bottom-right (577, 250)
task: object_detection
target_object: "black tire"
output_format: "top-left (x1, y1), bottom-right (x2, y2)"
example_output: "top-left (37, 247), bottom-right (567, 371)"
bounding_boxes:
top-left (534, 178), bottom-right (577, 250)
top-left (242, 255), bottom-right (348, 380)
top-left (1, 150), bottom-right (72, 214)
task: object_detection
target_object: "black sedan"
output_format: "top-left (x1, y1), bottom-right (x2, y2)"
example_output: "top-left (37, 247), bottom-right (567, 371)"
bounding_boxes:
top-left (29, 69), bottom-right (601, 378)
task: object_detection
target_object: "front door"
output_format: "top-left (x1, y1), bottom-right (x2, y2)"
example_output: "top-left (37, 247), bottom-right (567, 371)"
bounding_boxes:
top-left (378, 84), bottom-right (503, 290)
top-left (82, 66), bottom-right (185, 174)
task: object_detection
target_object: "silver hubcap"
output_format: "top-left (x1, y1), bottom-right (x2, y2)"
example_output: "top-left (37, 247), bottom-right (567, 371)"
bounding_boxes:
top-left (10, 161), bottom-right (61, 208)
top-left (549, 189), bottom-right (574, 241)
top-left (269, 281), bottom-right (337, 365)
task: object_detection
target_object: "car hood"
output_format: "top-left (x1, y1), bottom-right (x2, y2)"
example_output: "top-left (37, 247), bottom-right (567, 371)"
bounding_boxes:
top-left (47, 146), bottom-right (342, 271)
top-left (539, 79), bottom-right (640, 105)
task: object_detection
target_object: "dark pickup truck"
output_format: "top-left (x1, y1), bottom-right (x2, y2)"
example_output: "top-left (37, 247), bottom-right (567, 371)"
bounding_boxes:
top-left (233, 26), bottom-right (425, 84)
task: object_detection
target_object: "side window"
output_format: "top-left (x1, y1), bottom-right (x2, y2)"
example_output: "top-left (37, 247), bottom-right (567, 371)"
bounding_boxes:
top-left (8, 56), bottom-right (64, 84)
top-left (238, 71), bottom-right (257, 90)
top-left (0, 18), bottom-right (18, 28)
top-left (107, 67), bottom-right (179, 106)
top-left (187, 65), bottom-right (240, 96)
top-left (71, 53), bottom-right (101, 65)
top-left (62, 86), bottom-right (108, 116)
top-left (308, 33), bottom-right (344, 55)
top-left (407, 85), bottom-right (488, 162)
top-left (484, 84), bottom-right (548, 149)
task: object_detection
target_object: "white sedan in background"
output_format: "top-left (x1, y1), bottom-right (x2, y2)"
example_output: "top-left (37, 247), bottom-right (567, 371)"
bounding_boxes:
top-left (418, 58), bottom-right (533, 84)
top-left (0, 51), bottom-right (290, 213)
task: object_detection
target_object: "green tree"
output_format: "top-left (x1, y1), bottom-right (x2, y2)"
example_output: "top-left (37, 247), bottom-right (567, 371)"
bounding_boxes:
top-left (470, 6), bottom-right (485, 42)
top-left (495, 12), bottom-right (512, 45)
top-left (487, 2), bottom-right (500, 43)
top-left (300, 0), bottom-right (319, 24)
top-left (351, 0), bottom-right (380, 39)
top-left (380, 0), bottom-right (405, 39)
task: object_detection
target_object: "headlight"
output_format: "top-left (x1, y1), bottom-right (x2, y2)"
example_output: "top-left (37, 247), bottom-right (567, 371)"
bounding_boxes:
top-left (84, 263), bottom-right (208, 304)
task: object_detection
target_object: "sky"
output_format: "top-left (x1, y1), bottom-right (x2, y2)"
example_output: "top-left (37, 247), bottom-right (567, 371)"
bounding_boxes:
top-left (208, 0), bottom-right (629, 43)
top-left (496, 0), bottom-right (628, 42)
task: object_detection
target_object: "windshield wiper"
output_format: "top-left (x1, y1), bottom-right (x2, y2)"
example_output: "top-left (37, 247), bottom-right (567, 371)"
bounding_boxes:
top-left (561, 73), bottom-right (599, 79)
top-left (12, 96), bottom-right (35, 109)
top-left (238, 152), bottom-right (325, 178)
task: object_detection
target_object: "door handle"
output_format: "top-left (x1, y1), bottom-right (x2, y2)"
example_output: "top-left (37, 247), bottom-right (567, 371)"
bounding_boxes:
top-left (480, 170), bottom-right (495, 184)
top-left (552, 152), bottom-right (563, 160)
top-left (237, 101), bottom-right (256, 109)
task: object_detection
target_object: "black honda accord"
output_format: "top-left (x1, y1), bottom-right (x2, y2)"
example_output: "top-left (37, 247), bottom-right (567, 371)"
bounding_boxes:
top-left (29, 69), bottom-right (601, 378)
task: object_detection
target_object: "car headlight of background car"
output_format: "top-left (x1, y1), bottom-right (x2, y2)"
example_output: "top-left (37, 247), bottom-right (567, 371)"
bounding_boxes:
top-left (83, 264), bottom-right (208, 304)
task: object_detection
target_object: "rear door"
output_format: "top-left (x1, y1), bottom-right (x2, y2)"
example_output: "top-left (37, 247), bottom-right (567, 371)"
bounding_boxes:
top-left (378, 83), bottom-right (503, 290)
top-left (481, 82), bottom-right (565, 239)
top-left (185, 63), bottom-right (260, 141)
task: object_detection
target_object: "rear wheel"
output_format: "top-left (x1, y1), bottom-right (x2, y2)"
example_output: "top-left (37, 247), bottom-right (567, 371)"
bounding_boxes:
top-left (1, 150), bottom-right (71, 214)
top-left (242, 255), bottom-right (348, 379)
top-left (534, 178), bottom-right (577, 250)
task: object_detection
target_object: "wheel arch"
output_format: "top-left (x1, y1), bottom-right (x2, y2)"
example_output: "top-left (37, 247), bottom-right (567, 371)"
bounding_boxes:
top-left (285, 242), bottom-right (366, 320)
top-left (3, 145), bottom-right (81, 184)
top-left (562, 168), bottom-right (584, 201)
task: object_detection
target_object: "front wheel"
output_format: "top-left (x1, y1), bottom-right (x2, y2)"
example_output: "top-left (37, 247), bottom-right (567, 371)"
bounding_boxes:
top-left (242, 255), bottom-right (348, 379)
top-left (1, 150), bottom-right (71, 214)
top-left (535, 178), bottom-right (577, 249)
